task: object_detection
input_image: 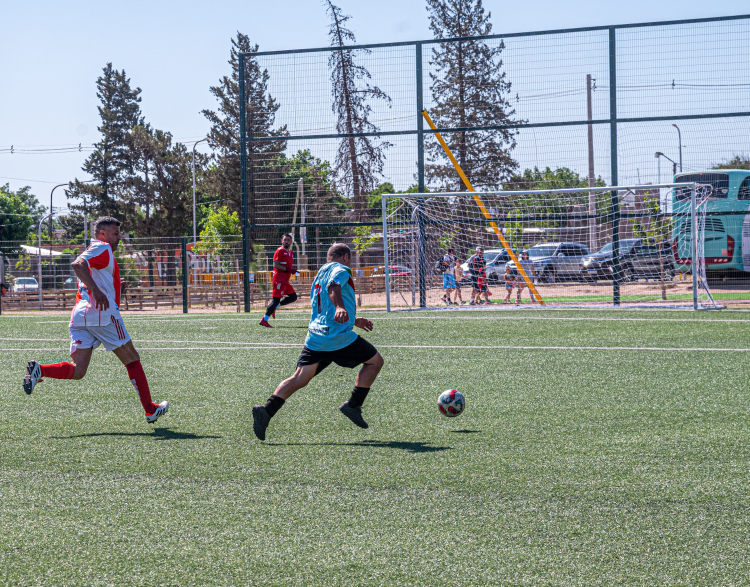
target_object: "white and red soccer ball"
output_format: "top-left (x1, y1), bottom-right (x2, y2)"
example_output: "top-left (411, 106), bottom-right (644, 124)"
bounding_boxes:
top-left (438, 389), bottom-right (465, 417)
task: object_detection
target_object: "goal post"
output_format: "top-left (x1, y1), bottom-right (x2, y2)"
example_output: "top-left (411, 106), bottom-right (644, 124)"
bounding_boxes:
top-left (381, 182), bottom-right (717, 310)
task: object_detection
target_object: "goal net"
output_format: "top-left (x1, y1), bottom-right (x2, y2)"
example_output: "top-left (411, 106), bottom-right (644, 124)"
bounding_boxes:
top-left (381, 183), bottom-right (717, 310)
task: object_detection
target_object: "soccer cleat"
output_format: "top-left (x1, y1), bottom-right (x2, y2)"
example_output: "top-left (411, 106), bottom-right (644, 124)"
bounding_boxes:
top-left (146, 400), bottom-right (169, 424)
top-left (259, 318), bottom-right (274, 328)
top-left (252, 405), bottom-right (271, 440)
top-left (23, 361), bottom-right (42, 395)
top-left (339, 401), bottom-right (368, 429)
top-left (272, 310), bottom-right (276, 319)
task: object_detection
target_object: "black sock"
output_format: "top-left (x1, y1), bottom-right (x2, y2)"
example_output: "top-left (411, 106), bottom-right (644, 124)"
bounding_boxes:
top-left (348, 386), bottom-right (370, 409)
top-left (265, 395), bottom-right (285, 418)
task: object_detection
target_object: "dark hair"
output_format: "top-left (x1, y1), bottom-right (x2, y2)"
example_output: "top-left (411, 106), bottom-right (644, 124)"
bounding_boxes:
top-left (327, 243), bottom-right (351, 261)
top-left (447, 247), bottom-right (455, 252)
top-left (282, 233), bottom-right (293, 240)
top-left (92, 216), bottom-right (121, 237)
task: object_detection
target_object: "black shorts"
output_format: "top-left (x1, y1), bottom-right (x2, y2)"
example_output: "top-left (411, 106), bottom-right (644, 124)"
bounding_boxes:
top-left (470, 276), bottom-right (479, 289)
top-left (297, 336), bottom-right (378, 377)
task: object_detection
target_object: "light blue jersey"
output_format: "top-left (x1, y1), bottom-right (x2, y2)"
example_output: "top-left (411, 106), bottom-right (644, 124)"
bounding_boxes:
top-left (305, 262), bottom-right (358, 351)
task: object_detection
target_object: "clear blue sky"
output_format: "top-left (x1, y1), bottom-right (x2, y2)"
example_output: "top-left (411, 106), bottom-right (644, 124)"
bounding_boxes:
top-left (1, 0), bottom-right (747, 211)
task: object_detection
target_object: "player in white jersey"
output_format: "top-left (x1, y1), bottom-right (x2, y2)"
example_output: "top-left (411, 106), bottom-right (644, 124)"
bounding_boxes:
top-left (22, 216), bottom-right (169, 424)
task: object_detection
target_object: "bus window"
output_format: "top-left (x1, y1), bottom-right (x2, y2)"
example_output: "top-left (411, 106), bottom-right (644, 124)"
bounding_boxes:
top-left (674, 173), bottom-right (729, 201)
top-left (739, 177), bottom-right (750, 201)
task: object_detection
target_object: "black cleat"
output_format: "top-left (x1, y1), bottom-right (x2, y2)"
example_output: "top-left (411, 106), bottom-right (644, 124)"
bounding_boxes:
top-left (339, 401), bottom-right (368, 429)
top-left (23, 361), bottom-right (42, 395)
top-left (252, 405), bottom-right (271, 440)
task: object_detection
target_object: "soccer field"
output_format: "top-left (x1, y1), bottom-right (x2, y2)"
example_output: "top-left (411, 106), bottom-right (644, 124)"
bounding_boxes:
top-left (1, 309), bottom-right (750, 586)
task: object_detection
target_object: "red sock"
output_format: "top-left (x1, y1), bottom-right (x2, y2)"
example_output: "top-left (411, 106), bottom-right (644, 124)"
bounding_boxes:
top-left (40, 362), bottom-right (75, 380)
top-left (125, 360), bottom-right (158, 414)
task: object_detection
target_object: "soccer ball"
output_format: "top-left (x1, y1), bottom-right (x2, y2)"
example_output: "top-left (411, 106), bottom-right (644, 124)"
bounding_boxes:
top-left (438, 389), bottom-right (465, 417)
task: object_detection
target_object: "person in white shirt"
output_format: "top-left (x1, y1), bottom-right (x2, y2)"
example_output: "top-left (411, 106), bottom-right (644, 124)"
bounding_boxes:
top-left (22, 217), bottom-right (169, 424)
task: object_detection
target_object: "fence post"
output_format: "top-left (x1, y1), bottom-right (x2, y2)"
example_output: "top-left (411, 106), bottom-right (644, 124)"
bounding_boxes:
top-left (609, 26), bottom-right (620, 307)
top-left (382, 195), bottom-right (391, 312)
top-left (239, 52), bottom-right (251, 313)
top-left (416, 42), bottom-right (427, 308)
top-left (181, 237), bottom-right (188, 314)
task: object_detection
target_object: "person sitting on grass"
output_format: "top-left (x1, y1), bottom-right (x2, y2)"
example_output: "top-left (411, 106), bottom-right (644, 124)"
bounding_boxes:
top-left (252, 243), bottom-right (385, 441)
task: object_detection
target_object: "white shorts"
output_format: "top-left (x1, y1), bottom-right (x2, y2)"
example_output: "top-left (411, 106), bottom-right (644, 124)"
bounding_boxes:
top-left (69, 316), bottom-right (131, 354)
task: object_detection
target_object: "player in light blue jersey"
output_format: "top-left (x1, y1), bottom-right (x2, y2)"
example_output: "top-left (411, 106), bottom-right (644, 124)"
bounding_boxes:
top-left (252, 243), bottom-right (384, 440)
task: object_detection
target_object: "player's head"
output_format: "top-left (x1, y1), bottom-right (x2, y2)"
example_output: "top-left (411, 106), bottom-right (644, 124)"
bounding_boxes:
top-left (327, 243), bottom-right (352, 267)
top-left (475, 246), bottom-right (484, 256)
top-left (282, 233), bottom-right (293, 249)
top-left (522, 251), bottom-right (529, 259)
top-left (92, 217), bottom-right (122, 248)
top-left (447, 247), bottom-right (455, 254)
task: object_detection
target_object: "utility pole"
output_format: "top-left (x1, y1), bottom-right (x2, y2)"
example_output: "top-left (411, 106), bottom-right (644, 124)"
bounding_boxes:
top-left (586, 74), bottom-right (596, 252)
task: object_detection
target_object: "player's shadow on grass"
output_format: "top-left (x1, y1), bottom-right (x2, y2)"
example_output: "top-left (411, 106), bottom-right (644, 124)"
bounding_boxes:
top-left (55, 428), bottom-right (221, 441)
top-left (452, 429), bottom-right (480, 434)
top-left (266, 440), bottom-right (450, 453)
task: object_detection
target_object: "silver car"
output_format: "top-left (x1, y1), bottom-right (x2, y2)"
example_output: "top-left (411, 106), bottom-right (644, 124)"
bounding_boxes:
top-left (506, 242), bottom-right (591, 283)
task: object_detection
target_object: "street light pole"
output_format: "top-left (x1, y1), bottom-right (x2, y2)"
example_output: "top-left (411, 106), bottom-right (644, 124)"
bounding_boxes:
top-left (672, 124), bottom-right (683, 172)
top-left (49, 183), bottom-right (67, 248)
top-left (38, 212), bottom-right (54, 311)
top-left (192, 138), bottom-right (209, 247)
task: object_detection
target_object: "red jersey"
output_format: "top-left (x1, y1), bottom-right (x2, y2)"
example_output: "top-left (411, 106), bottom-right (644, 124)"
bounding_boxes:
top-left (273, 246), bottom-right (294, 284)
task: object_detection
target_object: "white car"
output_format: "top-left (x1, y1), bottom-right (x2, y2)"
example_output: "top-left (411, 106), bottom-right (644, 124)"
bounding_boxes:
top-left (13, 277), bottom-right (39, 292)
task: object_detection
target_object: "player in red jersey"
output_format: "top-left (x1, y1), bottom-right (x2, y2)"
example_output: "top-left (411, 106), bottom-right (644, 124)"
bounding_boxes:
top-left (260, 233), bottom-right (299, 328)
top-left (22, 217), bottom-right (169, 424)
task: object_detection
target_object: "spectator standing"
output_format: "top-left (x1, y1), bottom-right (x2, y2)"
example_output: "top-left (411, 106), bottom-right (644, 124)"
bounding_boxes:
top-left (440, 247), bottom-right (456, 305)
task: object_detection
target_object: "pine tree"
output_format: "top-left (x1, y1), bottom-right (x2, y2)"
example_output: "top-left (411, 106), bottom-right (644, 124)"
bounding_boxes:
top-left (425, 0), bottom-right (518, 192)
top-left (69, 64), bottom-right (143, 217)
top-left (202, 32), bottom-right (287, 223)
top-left (326, 1), bottom-right (392, 221)
top-left (118, 125), bottom-right (197, 285)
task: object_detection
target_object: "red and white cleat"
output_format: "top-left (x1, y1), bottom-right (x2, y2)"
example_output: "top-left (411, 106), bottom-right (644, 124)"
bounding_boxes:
top-left (146, 400), bottom-right (169, 424)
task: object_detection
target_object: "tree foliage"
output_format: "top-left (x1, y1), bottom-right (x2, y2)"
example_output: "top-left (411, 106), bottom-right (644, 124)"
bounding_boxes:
top-left (68, 64), bottom-right (143, 218)
top-left (326, 1), bottom-right (392, 220)
top-left (712, 154), bottom-right (750, 170)
top-left (0, 185), bottom-right (37, 254)
top-left (202, 32), bottom-right (287, 221)
top-left (425, 0), bottom-right (518, 192)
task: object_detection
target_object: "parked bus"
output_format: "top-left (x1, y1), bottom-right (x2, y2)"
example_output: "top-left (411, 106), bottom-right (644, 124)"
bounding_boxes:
top-left (672, 170), bottom-right (750, 272)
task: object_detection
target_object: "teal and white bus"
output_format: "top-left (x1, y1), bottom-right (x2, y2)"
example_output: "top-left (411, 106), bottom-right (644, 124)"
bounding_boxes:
top-left (672, 170), bottom-right (750, 272)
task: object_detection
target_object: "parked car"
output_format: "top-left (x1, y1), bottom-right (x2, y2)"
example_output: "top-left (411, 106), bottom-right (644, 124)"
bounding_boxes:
top-left (63, 277), bottom-right (78, 290)
top-left (386, 265), bottom-right (412, 276)
top-left (13, 277), bottom-right (39, 292)
top-left (582, 239), bottom-right (676, 282)
top-left (459, 248), bottom-right (515, 284)
top-left (505, 242), bottom-right (591, 283)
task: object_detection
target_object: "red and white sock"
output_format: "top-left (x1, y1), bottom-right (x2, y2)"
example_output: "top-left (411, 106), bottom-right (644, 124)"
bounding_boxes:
top-left (125, 360), bottom-right (158, 414)
top-left (40, 362), bottom-right (75, 380)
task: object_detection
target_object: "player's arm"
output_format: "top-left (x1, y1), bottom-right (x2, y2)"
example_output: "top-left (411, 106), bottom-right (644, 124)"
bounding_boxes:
top-left (273, 260), bottom-right (289, 272)
top-left (72, 257), bottom-right (109, 310)
top-left (328, 283), bottom-right (348, 324)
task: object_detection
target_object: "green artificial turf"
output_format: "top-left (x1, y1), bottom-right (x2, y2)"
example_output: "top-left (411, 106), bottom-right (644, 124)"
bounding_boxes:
top-left (1, 309), bottom-right (750, 586)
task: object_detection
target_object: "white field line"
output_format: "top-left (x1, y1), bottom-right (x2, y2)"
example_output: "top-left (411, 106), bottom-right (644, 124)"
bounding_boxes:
top-left (30, 315), bottom-right (750, 325)
top-left (3, 338), bottom-right (750, 353)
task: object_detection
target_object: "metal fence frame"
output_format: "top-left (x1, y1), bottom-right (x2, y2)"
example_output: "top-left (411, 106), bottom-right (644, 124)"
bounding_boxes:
top-left (238, 14), bottom-right (750, 310)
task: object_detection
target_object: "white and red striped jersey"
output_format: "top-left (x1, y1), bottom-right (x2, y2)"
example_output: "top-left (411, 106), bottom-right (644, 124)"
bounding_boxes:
top-left (70, 240), bottom-right (123, 327)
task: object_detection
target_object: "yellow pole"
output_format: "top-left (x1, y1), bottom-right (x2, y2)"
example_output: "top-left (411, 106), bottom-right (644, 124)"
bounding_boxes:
top-left (421, 110), bottom-right (545, 305)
